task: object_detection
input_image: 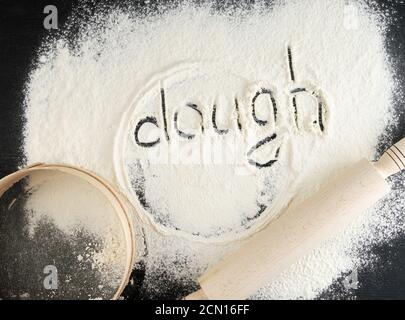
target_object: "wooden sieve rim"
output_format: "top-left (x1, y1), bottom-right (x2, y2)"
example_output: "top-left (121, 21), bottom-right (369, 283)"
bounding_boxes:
top-left (0, 163), bottom-right (136, 300)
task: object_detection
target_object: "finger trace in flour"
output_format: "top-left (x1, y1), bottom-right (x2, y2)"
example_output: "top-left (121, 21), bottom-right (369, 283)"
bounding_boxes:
top-left (117, 44), bottom-right (328, 240)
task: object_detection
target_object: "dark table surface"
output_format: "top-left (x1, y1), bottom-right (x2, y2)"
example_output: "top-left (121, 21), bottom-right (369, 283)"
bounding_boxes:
top-left (1, 0), bottom-right (405, 300)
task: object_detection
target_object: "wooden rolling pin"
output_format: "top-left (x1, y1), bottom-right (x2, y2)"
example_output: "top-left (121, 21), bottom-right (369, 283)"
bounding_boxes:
top-left (186, 138), bottom-right (405, 300)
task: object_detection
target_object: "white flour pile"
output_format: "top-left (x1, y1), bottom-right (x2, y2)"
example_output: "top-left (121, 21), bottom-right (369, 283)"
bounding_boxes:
top-left (23, 0), bottom-right (404, 299)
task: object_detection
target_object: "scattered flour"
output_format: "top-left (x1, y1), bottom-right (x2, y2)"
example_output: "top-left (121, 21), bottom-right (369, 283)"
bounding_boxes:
top-left (26, 170), bottom-right (128, 296)
top-left (23, 0), bottom-right (404, 299)
top-left (0, 169), bottom-right (129, 299)
top-left (26, 170), bottom-right (120, 237)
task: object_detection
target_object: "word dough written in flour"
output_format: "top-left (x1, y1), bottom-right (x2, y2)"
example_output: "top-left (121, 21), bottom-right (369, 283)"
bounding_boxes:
top-left (133, 46), bottom-right (328, 168)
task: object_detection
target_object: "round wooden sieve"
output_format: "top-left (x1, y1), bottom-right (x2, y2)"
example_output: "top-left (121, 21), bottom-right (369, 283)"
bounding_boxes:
top-left (0, 163), bottom-right (136, 300)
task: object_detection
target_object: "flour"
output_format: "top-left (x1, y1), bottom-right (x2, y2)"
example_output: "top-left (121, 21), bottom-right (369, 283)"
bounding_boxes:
top-left (26, 170), bottom-right (127, 297)
top-left (0, 170), bottom-right (128, 299)
top-left (22, 0), bottom-right (403, 299)
top-left (26, 170), bottom-right (120, 237)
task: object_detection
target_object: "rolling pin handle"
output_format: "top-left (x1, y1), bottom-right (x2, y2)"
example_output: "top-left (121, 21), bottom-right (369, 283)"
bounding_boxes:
top-left (184, 288), bottom-right (208, 300)
top-left (374, 138), bottom-right (405, 179)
